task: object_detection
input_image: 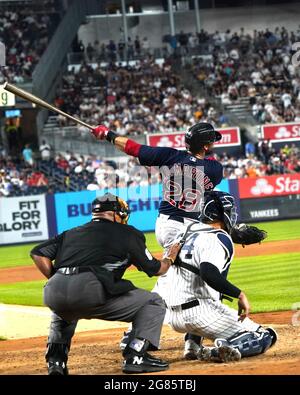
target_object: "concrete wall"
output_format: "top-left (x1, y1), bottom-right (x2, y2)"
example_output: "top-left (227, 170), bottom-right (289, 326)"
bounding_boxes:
top-left (78, 3), bottom-right (300, 47)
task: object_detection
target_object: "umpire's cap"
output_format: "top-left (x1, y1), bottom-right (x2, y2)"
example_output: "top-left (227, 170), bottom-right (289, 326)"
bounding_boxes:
top-left (199, 191), bottom-right (237, 233)
top-left (92, 193), bottom-right (130, 224)
top-left (185, 122), bottom-right (222, 153)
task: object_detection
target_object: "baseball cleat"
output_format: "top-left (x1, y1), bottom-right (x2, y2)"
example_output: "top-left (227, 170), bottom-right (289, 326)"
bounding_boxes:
top-left (198, 345), bottom-right (241, 363)
top-left (184, 339), bottom-right (201, 360)
top-left (47, 361), bottom-right (69, 375)
top-left (218, 346), bottom-right (241, 362)
top-left (265, 327), bottom-right (278, 347)
top-left (122, 353), bottom-right (169, 374)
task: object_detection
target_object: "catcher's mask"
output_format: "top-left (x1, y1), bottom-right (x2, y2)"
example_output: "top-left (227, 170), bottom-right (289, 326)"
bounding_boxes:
top-left (92, 193), bottom-right (130, 224)
top-left (199, 191), bottom-right (237, 233)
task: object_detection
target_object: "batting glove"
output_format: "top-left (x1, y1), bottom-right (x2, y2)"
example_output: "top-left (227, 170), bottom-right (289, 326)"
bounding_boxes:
top-left (91, 124), bottom-right (109, 140)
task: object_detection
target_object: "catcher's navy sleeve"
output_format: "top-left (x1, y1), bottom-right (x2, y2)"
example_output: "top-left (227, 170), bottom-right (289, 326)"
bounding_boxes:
top-left (200, 262), bottom-right (241, 298)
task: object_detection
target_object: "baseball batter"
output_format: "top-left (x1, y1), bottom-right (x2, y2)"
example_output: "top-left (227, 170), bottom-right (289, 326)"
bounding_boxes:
top-left (91, 122), bottom-right (223, 355)
top-left (160, 191), bottom-right (277, 362)
top-left (91, 122), bottom-right (223, 248)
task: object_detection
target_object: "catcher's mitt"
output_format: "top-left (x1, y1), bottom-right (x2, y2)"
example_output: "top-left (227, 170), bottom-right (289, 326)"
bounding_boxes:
top-left (230, 224), bottom-right (268, 247)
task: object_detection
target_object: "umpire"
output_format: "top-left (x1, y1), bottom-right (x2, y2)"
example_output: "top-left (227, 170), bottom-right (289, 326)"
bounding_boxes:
top-left (30, 193), bottom-right (180, 375)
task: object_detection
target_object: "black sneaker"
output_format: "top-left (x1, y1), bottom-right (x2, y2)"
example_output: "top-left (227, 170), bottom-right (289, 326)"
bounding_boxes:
top-left (47, 361), bottom-right (69, 376)
top-left (122, 353), bottom-right (169, 374)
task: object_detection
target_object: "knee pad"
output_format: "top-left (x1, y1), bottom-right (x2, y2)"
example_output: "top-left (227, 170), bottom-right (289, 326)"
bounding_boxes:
top-left (45, 343), bottom-right (69, 363)
top-left (216, 330), bottom-right (273, 358)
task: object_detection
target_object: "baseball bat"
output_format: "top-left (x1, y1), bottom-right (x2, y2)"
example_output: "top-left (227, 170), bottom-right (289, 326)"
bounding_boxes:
top-left (3, 82), bottom-right (94, 130)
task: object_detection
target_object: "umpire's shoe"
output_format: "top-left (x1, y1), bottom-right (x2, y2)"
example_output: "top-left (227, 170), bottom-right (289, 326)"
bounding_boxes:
top-left (47, 361), bottom-right (69, 376)
top-left (122, 338), bottom-right (169, 374)
top-left (46, 343), bottom-right (69, 375)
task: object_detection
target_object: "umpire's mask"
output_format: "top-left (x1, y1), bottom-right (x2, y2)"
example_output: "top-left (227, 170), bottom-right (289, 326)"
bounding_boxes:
top-left (92, 193), bottom-right (130, 224)
top-left (199, 191), bottom-right (237, 233)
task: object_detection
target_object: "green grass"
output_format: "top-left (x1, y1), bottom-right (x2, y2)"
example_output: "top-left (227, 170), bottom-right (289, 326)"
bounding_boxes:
top-left (0, 218), bottom-right (300, 312)
top-left (1, 252), bottom-right (299, 312)
top-left (0, 336), bottom-right (7, 341)
top-left (0, 280), bottom-right (46, 306)
top-left (0, 243), bottom-right (36, 269)
top-left (0, 219), bottom-right (300, 269)
top-left (144, 218), bottom-right (300, 253)
top-left (250, 219), bottom-right (300, 242)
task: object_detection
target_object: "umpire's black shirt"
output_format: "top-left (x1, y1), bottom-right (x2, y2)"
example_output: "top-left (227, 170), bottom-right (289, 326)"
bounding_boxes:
top-left (31, 219), bottom-right (161, 295)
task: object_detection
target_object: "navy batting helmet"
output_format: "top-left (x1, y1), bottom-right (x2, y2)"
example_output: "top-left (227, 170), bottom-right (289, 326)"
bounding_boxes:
top-left (92, 193), bottom-right (130, 224)
top-left (185, 122), bottom-right (222, 154)
top-left (199, 191), bottom-right (237, 232)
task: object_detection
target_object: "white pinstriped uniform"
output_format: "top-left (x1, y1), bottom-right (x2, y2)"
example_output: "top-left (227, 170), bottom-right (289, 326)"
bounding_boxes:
top-left (153, 214), bottom-right (196, 303)
top-left (157, 223), bottom-right (260, 340)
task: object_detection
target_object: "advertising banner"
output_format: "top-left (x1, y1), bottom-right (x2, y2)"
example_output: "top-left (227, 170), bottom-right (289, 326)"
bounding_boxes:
top-left (238, 173), bottom-right (300, 199)
top-left (54, 185), bottom-right (162, 233)
top-left (54, 190), bottom-right (97, 233)
top-left (0, 195), bottom-right (48, 244)
top-left (262, 122), bottom-right (300, 143)
top-left (146, 127), bottom-right (241, 149)
top-left (240, 195), bottom-right (300, 222)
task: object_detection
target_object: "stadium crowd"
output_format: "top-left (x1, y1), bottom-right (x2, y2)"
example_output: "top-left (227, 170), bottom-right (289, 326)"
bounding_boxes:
top-left (52, 26), bottom-right (300, 138)
top-left (190, 26), bottom-right (300, 124)
top-left (0, 0), bottom-right (63, 84)
top-left (1, 140), bottom-right (299, 197)
top-left (54, 58), bottom-right (225, 136)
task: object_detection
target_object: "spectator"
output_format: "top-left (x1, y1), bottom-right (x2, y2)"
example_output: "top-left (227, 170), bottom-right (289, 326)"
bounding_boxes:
top-left (178, 30), bottom-right (188, 54)
top-left (22, 144), bottom-right (34, 166)
top-left (141, 37), bottom-right (150, 55)
top-left (245, 141), bottom-right (256, 158)
top-left (134, 36), bottom-right (141, 57)
top-left (86, 43), bottom-right (94, 62)
top-left (39, 140), bottom-right (51, 161)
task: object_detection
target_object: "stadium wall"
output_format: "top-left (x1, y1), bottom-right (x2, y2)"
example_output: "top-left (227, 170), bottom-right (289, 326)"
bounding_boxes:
top-left (79, 3), bottom-right (300, 47)
top-left (1, 174), bottom-right (300, 244)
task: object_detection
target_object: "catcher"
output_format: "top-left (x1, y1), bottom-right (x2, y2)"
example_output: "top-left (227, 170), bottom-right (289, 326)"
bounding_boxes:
top-left (159, 191), bottom-right (278, 362)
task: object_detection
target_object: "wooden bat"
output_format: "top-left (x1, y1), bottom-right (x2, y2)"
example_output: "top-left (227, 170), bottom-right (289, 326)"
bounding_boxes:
top-left (3, 82), bottom-right (94, 130)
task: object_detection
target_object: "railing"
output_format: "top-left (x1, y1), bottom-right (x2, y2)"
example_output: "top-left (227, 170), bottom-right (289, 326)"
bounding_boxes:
top-left (42, 126), bottom-right (146, 157)
top-left (66, 43), bottom-right (216, 65)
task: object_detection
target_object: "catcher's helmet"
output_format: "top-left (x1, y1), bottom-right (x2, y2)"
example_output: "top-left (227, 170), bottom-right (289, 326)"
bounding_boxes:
top-left (199, 191), bottom-right (237, 233)
top-left (92, 193), bottom-right (130, 224)
top-left (185, 122), bottom-right (222, 153)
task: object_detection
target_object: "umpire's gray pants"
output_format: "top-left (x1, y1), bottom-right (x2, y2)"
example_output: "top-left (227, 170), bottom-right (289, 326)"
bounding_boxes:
top-left (44, 271), bottom-right (165, 349)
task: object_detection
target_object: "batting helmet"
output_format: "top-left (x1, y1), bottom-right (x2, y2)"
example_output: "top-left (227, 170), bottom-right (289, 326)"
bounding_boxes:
top-left (199, 191), bottom-right (237, 233)
top-left (185, 122), bottom-right (222, 153)
top-left (92, 193), bottom-right (130, 224)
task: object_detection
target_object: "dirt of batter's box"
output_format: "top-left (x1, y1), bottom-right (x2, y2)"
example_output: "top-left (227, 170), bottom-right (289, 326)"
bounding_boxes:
top-left (0, 311), bottom-right (299, 375)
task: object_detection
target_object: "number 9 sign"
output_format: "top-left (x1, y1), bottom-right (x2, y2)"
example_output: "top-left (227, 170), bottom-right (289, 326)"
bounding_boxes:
top-left (0, 85), bottom-right (15, 107)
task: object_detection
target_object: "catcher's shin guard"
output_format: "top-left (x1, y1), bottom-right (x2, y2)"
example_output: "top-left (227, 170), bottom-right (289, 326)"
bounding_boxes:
top-left (215, 329), bottom-right (273, 358)
top-left (46, 343), bottom-right (69, 375)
